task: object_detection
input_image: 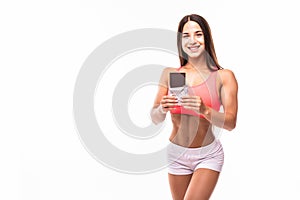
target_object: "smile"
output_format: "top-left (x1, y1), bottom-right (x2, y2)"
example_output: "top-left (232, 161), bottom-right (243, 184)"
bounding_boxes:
top-left (188, 45), bottom-right (200, 52)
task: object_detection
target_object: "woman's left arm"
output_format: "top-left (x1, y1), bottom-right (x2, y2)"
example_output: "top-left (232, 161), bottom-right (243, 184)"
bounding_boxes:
top-left (181, 69), bottom-right (238, 130)
top-left (203, 69), bottom-right (238, 130)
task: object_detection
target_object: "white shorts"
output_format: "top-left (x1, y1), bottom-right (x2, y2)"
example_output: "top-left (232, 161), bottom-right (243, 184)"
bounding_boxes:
top-left (167, 139), bottom-right (224, 175)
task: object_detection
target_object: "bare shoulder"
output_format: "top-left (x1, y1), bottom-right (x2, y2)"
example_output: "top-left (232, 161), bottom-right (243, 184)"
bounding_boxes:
top-left (161, 66), bottom-right (180, 79)
top-left (159, 67), bottom-right (179, 87)
top-left (162, 66), bottom-right (178, 73)
top-left (217, 69), bottom-right (238, 85)
top-left (218, 69), bottom-right (236, 79)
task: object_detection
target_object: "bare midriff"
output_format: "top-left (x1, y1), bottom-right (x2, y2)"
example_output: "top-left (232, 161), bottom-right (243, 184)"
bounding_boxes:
top-left (169, 113), bottom-right (215, 148)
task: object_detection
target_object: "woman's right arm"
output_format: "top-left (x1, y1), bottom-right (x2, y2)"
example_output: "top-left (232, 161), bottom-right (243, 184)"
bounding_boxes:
top-left (150, 68), bottom-right (178, 125)
top-left (150, 86), bottom-right (168, 124)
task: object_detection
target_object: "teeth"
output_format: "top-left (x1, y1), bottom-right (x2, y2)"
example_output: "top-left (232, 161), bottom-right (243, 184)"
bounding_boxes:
top-left (188, 46), bottom-right (200, 51)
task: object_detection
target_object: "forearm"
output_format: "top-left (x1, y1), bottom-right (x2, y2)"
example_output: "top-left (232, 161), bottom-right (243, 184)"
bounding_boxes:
top-left (150, 105), bottom-right (167, 125)
top-left (202, 106), bottom-right (236, 131)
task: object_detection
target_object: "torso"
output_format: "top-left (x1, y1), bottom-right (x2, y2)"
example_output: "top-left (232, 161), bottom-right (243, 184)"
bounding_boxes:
top-left (167, 66), bottom-right (223, 148)
top-left (169, 115), bottom-right (215, 147)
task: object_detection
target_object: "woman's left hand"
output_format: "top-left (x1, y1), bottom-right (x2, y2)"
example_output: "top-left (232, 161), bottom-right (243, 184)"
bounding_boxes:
top-left (181, 95), bottom-right (206, 114)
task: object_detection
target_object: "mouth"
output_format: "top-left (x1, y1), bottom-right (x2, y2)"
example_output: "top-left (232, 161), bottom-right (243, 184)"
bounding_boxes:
top-left (187, 45), bottom-right (201, 52)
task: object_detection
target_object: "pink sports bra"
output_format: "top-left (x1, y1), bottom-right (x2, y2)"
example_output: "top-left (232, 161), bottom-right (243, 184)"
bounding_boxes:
top-left (169, 67), bottom-right (221, 118)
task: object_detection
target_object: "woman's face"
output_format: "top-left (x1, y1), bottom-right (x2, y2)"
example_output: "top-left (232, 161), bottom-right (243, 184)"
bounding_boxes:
top-left (181, 20), bottom-right (205, 58)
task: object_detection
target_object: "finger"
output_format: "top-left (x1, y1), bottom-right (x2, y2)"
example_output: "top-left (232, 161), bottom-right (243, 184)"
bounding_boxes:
top-left (162, 99), bottom-right (179, 107)
top-left (182, 104), bottom-right (201, 113)
top-left (181, 95), bottom-right (198, 99)
top-left (182, 105), bottom-right (197, 111)
top-left (181, 102), bottom-right (201, 108)
top-left (161, 99), bottom-right (178, 105)
top-left (160, 98), bottom-right (178, 107)
top-left (181, 99), bottom-right (201, 104)
top-left (165, 102), bottom-right (179, 108)
top-left (165, 95), bottom-right (178, 100)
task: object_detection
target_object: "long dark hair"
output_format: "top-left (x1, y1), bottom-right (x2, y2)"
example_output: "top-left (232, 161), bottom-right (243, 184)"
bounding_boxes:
top-left (177, 14), bottom-right (222, 70)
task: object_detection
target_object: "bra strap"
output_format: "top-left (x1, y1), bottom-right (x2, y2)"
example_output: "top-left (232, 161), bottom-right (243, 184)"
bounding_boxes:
top-left (176, 66), bottom-right (183, 71)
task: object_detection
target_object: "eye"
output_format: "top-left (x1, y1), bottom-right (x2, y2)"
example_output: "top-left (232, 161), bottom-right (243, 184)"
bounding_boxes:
top-left (196, 33), bottom-right (203, 37)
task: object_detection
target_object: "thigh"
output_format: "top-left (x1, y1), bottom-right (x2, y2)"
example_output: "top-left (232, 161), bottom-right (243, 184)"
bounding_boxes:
top-left (184, 168), bottom-right (220, 200)
top-left (168, 173), bottom-right (192, 200)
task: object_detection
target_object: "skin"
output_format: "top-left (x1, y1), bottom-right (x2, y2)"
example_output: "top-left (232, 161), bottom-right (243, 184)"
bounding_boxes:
top-left (151, 20), bottom-right (238, 200)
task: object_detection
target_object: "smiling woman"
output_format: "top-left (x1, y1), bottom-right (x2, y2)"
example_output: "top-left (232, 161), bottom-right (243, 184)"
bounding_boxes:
top-left (181, 22), bottom-right (205, 57)
top-left (150, 14), bottom-right (238, 200)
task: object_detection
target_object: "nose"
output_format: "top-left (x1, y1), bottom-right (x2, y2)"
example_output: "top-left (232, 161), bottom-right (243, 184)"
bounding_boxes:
top-left (188, 35), bottom-right (197, 44)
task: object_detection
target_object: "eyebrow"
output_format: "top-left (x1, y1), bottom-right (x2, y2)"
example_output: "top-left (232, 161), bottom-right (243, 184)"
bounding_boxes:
top-left (182, 30), bottom-right (203, 35)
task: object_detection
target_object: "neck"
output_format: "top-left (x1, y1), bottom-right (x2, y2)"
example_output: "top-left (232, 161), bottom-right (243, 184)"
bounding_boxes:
top-left (185, 55), bottom-right (210, 71)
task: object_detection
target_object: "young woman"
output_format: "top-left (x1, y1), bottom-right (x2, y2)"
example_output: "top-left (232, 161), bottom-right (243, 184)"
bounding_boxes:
top-left (150, 14), bottom-right (238, 200)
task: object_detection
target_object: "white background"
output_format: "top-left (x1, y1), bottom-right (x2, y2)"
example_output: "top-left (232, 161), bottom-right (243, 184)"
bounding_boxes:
top-left (1, 0), bottom-right (300, 199)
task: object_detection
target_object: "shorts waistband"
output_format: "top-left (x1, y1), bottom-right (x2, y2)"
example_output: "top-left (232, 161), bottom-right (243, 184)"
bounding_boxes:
top-left (168, 139), bottom-right (219, 155)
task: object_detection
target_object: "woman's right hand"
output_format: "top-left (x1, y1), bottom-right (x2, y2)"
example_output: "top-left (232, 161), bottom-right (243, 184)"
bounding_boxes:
top-left (160, 95), bottom-right (178, 113)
